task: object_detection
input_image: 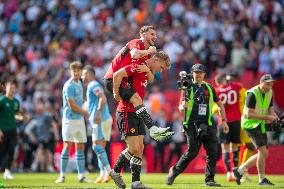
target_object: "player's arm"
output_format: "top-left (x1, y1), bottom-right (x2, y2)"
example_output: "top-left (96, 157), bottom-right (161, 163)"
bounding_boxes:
top-left (68, 99), bottom-right (88, 117)
top-left (113, 68), bottom-right (128, 101)
top-left (94, 89), bottom-right (107, 124)
top-left (66, 85), bottom-right (88, 117)
top-left (136, 64), bottom-right (154, 83)
top-left (14, 100), bottom-right (29, 122)
top-left (213, 85), bottom-right (229, 133)
top-left (130, 46), bottom-right (156, 59)
top-left (243, 93), bottom-right (276, 122)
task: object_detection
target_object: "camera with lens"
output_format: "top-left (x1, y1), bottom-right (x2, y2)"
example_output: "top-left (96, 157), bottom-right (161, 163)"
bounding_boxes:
top-left (177, 71), bottom-right (193, 90)
top-left (197, 123), bottom-right (208, 139)
top-left (271, 118), bottom-right (284, 133)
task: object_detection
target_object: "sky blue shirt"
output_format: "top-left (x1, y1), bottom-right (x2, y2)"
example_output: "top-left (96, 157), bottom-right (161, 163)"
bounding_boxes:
top-left (87, 80), bottom-right (111, 125)
top-left (62, 79), bottom-right (84, 120)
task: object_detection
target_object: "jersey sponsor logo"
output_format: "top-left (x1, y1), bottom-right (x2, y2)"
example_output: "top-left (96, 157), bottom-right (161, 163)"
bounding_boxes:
top-left (6, 102), bottom-right (9, 107)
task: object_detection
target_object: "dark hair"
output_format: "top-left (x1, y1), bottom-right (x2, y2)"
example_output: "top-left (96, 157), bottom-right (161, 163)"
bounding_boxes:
top-left (84, 65), bottom-right (96, 76)
top-left (0, 82), bottom-right (4, 94)
top-left (5, 79), bottom-right (17, 87)
top-left (70, 61), bottom-right (83, 70)
top-left (139, 25), bottom-right (156, 35)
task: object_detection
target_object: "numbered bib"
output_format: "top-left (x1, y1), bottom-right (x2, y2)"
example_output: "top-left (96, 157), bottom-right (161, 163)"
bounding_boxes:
top-left (198, 104), bottom-right (207, 116)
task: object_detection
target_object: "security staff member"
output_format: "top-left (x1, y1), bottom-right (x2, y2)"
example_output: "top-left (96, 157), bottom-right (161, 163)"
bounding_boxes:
top-left (233, 74), bottom-right (278, 186)
top-left (166, 64), bottom-right (229, 187)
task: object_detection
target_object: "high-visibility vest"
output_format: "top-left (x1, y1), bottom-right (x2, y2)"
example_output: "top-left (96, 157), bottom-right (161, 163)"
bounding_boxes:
top-left (183, 82), bottom-right (214, 126)
top-left (241, 86), bottom-right (272, 133)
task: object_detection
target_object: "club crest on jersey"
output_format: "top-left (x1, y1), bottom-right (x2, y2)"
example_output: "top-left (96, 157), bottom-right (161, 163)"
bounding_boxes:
top-left (130, 128), bottom-right (136, 133)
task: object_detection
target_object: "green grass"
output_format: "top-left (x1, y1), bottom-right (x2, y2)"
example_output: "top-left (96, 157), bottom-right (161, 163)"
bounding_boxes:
top-left (1, 173), bottom-right (284, 189)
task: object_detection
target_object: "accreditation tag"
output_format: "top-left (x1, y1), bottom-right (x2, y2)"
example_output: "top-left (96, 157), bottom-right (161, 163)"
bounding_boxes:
top-left (198, 104), bottom-right (207, 116)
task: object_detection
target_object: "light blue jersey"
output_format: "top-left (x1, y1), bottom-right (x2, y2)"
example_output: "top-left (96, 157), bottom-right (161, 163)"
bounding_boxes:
top-left (87, 80), bottom-right (111, 125)
top-left (62, 79), bottom-right (84, 120)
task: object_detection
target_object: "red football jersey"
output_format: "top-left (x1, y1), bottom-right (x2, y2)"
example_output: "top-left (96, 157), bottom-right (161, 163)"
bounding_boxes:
top-left (117, 61), bottom-right (148, 112)
top-left (216, 82), bottom-right (242, 122)
top-left (104, 39), bottom-right (151, 79)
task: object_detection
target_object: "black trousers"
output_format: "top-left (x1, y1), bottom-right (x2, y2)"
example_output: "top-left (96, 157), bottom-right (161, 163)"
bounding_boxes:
top-left (172, 123), bottom-right (218, 182)
top-left (0, 129), bottom-right (17, 170)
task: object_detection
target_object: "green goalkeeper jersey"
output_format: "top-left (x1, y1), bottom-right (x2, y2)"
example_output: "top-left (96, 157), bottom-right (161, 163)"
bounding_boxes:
top-left (0, 95), bottom-right (20, 131)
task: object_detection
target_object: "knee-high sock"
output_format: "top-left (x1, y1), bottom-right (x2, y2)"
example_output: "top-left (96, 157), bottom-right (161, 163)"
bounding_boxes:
top-left (135, 105), bottom-right (154, 129)
top-left (60, 148), bottom-right (69, 177)
top-left (223, 152), bottom-right (231, 172)
top-left (98, 158), bottom-right (104, 177)
top-left (130, 156), bottom-right (142, 182)
top-left (75, 150), bottom-right (85, 176)
top-left (92, 145), bottom-right (111, 173)
top-left (113, 148), bottom-right (132, 173)
top-left (232, 148), bottom-right (240, 167)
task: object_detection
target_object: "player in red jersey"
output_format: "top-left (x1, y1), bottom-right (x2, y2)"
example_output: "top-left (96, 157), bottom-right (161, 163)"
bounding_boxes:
top-left (104, 26), bottom-right (171, 141)
top-left (110, 51), bottom-right (173, 189)
top-left (215, 74), bottom-right (243, 182)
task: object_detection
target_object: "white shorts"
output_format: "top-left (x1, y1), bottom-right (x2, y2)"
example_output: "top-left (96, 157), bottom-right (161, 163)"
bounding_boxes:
top-left (62, 118), bottom-right (87, 143)
top-left (92, 117), bottom-right (113, 141)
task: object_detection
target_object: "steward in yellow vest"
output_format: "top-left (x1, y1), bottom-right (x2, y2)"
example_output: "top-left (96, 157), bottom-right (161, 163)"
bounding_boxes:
top-left (233, 74), bottom-right (279, 186)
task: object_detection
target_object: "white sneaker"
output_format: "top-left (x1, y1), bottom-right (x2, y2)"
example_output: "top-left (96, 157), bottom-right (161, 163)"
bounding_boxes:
top-left (241, 172), bottom-right (252, 182)
top-left (149, 126), bottom-right (174, 141)
top-left (3, 169), bottom-right (14, 180)
top-left (78, 176), bottom-right (93, 183)
top-left (47, 165), bottom-right (55, 173)
top-left (55, 176), bottom-right (65, 183)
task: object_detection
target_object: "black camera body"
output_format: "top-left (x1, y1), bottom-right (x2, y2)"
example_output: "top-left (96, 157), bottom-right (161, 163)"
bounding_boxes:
top-left (271, 119), bottom-right (284, 133)
top-left (177, 71), bottom-right (193, 90)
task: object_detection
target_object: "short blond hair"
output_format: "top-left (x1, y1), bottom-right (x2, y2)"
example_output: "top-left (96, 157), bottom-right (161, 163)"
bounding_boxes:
top-left (70, 61), bottom-right (83, 70)
top-left (153, 51), bottom-right (171, 69)
top-left (139, 25), bottom-right (156, 34)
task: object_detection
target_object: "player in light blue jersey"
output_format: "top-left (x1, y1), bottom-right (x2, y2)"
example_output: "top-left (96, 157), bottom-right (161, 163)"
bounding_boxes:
top-left (82, 66), bottom-right (113, 183)
top-left (56, 61), bottom-right (92, 183)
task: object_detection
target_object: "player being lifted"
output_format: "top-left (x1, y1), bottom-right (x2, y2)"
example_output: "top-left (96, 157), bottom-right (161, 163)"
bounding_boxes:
top-left (104, 25), bottom-right (173, 141)
top-left (215, 73), bottom-right (245, 181)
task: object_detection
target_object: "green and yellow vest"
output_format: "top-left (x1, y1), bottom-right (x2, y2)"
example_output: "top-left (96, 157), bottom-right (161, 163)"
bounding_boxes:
top-left (241, 86), bottom-right (272, 133)
top-left (183, 82), bottom-right (214, 126)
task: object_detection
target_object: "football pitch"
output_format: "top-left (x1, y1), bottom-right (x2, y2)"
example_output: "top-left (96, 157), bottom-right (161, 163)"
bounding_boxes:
top-left (1, 173), bottom-right (284, 189)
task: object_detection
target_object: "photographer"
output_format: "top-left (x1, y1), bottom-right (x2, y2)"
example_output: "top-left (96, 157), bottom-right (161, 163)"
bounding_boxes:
top-left (233, 74), bottom-right (279, 186)
top-left (166, 64), bottom-right (229, 187)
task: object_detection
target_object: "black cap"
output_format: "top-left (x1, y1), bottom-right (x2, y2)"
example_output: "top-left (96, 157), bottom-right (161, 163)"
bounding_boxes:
top-left (260, 74), bottom-right (275, 83)
top-left (191, 64), bottom-right (207, 73)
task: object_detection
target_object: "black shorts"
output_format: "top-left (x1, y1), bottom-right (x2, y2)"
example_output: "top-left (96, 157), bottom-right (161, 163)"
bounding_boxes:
top-left (245, 126), bottom-right (267, 149)
top-left (38, 140), bottom-right (54, 152)
top-left (116, 112), bottom-right (146, 140)
top-left (104, 78), bottom-right (136, 102)
top-left (220, 121), bottom-right (241, 144)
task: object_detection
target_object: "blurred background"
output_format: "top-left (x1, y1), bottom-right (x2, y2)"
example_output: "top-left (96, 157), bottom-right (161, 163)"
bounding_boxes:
top-left (0, 0), bottom-right (283, 174)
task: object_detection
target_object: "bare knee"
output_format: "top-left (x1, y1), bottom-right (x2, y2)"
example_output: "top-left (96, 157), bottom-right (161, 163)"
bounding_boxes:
top-left (258, 146), bottom-right (268, 158)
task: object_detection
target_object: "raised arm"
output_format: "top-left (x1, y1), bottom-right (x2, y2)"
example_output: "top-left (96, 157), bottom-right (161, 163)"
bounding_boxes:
top-left (130, 46), bottom-right (156, 59)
